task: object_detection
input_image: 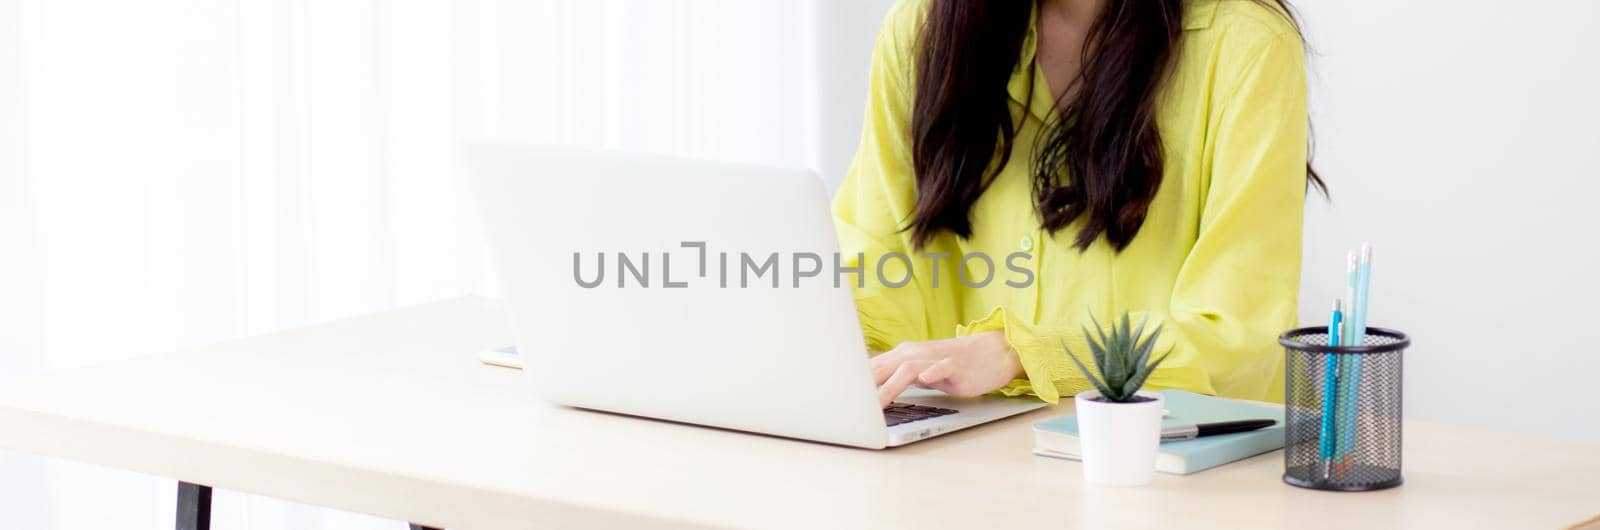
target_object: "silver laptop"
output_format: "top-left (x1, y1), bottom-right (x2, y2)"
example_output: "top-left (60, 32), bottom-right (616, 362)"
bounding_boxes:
top-left (468, 144), bottom-right (1044, 448)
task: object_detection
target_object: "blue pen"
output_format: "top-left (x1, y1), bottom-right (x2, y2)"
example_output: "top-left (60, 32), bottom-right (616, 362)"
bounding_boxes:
top-left (1338, 244), bottom-right (1374, 470)
top-left (1320, 299), bottom-right (1342, 479)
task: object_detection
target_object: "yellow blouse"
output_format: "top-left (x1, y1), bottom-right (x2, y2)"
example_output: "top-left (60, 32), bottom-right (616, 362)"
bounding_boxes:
top-left (833, 0), bottom-right (1309, 403)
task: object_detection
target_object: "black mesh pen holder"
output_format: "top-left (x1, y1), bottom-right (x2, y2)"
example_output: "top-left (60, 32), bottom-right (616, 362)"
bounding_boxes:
top-left (1279, 326), bottom-right (1408, 492)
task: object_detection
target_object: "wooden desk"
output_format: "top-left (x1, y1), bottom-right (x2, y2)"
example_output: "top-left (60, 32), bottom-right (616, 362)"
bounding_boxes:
top-left (0, 296), bottom-right (1595, 529)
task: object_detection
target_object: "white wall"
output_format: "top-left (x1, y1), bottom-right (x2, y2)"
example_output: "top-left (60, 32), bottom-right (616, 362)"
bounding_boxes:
top-left (1296, 1), bottom-right (1600, 442)
top-left (814, 0), bottom-right (897, 184)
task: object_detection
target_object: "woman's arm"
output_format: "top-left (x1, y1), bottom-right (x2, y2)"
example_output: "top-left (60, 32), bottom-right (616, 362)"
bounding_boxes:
top-left (1146, 30), bottom-right (1309, 400)
top-left (839, 1), bottom-right (1030, 406)
top-left (833, 0), bottom-right (946, 354)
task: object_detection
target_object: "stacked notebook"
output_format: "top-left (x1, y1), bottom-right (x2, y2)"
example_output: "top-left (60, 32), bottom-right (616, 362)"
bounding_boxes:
top-left (1034, 390), bottom-right (1284, 475)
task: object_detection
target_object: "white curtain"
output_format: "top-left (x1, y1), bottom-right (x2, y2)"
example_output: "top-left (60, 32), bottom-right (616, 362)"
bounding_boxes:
top-left (0, 0), bottom-right (872, 528)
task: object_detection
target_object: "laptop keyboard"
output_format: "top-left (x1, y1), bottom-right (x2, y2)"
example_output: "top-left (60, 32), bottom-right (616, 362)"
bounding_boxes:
top-left (883, 403), bottom-right (958, 426)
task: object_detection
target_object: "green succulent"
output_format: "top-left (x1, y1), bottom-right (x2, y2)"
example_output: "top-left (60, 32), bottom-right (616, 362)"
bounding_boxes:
top-left (1062, 312), bottom-right (1172, 402)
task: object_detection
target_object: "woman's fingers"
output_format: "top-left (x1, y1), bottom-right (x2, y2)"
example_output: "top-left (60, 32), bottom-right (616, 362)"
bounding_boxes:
top-left (878, 361), bottom-right (926, 408)
top-left (871, 354), bottom-right (898, 386)
top-left (872, 342), bottom-right (932, 386)
top-left (869, 332), bottom-right (1017, 404)
top-left (916, 358), bottom-right (956, 386)
top-left (920, 359), bottom-right (977, 396)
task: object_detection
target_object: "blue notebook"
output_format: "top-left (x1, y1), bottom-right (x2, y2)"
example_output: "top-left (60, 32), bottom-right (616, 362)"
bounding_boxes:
top-left (1033, 390), bottom-right (1284, 475)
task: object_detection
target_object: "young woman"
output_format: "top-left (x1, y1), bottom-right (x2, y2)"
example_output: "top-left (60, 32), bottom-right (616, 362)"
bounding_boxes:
top-left (837, 0), bottom-right (1322, 407)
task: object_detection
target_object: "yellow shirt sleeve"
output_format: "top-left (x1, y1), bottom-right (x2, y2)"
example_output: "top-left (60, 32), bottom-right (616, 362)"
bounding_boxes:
top-left (831, 0), bottom-right (951, 353)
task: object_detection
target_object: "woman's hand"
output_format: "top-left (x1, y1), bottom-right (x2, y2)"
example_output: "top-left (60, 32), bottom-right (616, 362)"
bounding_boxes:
top-left (870, 330), bottom-right (1024, 407)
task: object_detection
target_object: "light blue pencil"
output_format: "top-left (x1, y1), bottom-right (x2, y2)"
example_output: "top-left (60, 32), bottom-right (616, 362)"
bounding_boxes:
top-left (1339, 244), bottom-right (1373, 469)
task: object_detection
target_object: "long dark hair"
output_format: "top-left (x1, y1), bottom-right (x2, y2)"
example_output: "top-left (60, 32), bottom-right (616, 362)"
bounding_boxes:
top-left (907, 0), bottom-right (1325, 250)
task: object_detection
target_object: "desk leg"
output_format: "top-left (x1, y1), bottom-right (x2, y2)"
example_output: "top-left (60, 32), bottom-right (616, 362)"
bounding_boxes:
top-left (176, 482), bottom-right (212, 530)
top-left (176, 479), bottom-right (436, 530)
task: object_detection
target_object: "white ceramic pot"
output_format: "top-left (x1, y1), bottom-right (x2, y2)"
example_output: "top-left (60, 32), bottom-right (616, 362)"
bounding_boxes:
top-left (1074, 389), bottom-right (1165, 486)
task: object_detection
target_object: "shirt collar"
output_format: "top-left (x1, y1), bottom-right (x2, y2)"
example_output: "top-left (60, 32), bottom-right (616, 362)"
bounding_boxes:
top-left (1006, 3), bottom-right (1053, 123)
top-left (1006, 0), bottom-right (1218, 120)
top-left (1183, 1), bottom-right (1219, 31)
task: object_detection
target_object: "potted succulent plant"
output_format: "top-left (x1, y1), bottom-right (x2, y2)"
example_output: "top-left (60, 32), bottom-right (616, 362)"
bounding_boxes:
top-left (1062, 313), bottom-right (1171, 486)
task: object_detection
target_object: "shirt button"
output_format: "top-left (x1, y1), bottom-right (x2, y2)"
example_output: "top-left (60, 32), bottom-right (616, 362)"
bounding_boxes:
top-left (1019, 235), bottom-right (1034, 251)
